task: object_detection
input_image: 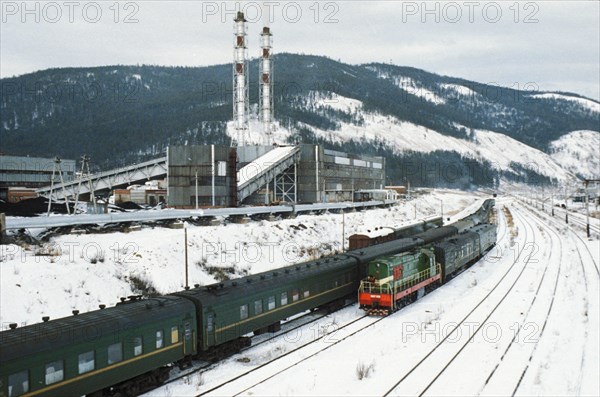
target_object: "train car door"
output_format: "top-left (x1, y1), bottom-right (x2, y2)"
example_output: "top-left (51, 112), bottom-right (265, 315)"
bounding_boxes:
top-left (205, 310), bottom-right (216, 347)
top-left (183, 321), bottom-right (194, 355)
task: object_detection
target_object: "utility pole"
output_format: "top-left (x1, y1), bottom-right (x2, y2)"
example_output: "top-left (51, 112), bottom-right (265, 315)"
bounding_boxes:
top-left (184, 227), bottom-right (189, 288)
top-left (195, 169), bottom-right (199, 210)
top-left (74, 155), bottom-right (97, 214)
top-left (47, 156), bottom-right (70, 216)
top-left (341, 209), bottom-right (345, 252)
top-left (565, 184), bottom-right (569, 224)
top-left (585, 180), bottom-right (590, 238)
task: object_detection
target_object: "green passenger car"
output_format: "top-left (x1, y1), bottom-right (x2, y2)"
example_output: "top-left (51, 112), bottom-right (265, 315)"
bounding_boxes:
top-left (0, 296), bottom-right (197, 397)
top-left (174, 254), bottom-right (359, 358)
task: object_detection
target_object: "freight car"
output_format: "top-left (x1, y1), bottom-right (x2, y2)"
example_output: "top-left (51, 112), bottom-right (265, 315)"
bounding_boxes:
top-left (0, 200), bottom-right (495, 397)
top-left (349, 198), bottom-right (495, 250)
top-left (348, 216), bottom-right (443, 250)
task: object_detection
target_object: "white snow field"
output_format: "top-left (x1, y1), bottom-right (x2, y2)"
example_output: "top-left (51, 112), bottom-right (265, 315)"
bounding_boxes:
top-left (140, 196), bottom-right (599, 397)
top-left (1, 192), bottom-right (598, 397)
top-left (0, 189), bottom-right (478, 327)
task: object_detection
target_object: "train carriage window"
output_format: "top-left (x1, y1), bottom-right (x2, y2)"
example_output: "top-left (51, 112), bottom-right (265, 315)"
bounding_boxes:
top-left (78, 351), bottom-right (95, 374)
top-left (171, 326), bottom-right (179, 344)
top-left (240, 304), bottom-right (249, 320)
top-left (280, 292), bottom-right (288, 306)
top-left (45, 360), bottom-right (64, 385)
top-left (108, 343), bottom-right (123, 364)
top-left (156, 330), bottom-right (164, 349)
top-left (8, 370), bottom-right (29, 396)
top-left (207, 315), bottom-right (214, 332)
top-left (254, 300), bottom-right (263, 315)
top-left (303, 290), bottom-right (310, 298)
top-left (292, 289), bottom-right (299, 302)
top-left (133, 337), bottom-right (143, 356)
top-left (268, 296), bottom-right (276, 310)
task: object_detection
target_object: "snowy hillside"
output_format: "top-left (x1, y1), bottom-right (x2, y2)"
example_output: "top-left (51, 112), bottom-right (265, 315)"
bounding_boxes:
top-left (549, 130), bottom-right (600, 179)
top-left (230, 92), bottom-right (582, 182)
top-left (2, 55), bottom-right (599, 187)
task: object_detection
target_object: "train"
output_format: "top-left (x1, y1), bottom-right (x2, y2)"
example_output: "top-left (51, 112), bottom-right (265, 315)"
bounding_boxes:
top-left (348, 199), bottom-right (495, 250)
top-left (348, 216), bottom-right (443, 250)
top-left (0, 199), bottom-right (495, 397)
top-left (358, 222), bottom-right (496, 315)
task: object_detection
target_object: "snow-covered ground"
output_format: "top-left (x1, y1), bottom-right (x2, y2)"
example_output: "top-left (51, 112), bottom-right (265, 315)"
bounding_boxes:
top-left (2, 191), bottom-right (597, 397)
top-left (0, 189), bottom-right (480, 327)
top-left (141, 196), bottom-right (599, 397)
top-left (549, 130), bottom-right (600, 179)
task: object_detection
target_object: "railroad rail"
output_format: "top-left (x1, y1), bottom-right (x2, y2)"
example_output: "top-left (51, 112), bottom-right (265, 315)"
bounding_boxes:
top-left (382, 205), bottom-right (532, 396)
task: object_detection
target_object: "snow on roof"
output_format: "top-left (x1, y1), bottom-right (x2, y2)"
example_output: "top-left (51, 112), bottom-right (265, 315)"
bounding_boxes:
top-left (237, 146), bottom-right (297, 186)
top-left (357, 226), bottom-right (395, 238)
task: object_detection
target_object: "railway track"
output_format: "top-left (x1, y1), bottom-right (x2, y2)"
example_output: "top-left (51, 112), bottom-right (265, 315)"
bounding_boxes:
top-left (153, 303), bottom-right (354, 393)
top-left (211, 201), bottom-right (511, 397)
top-left (517, 200), bottom-right (599, 396)
top-left (196, 314), bottom-right (379, 396)
top-left (143, 199), bottom-right (503, 397)
top-left (523, 200), bottom-right (599, 277)
top-left (477, 202), bottom-right (562, 396)
top-left (382, 204), bottom-right (537, 396)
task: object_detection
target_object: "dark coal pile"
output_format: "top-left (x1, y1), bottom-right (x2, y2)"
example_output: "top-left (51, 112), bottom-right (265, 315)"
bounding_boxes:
top-left (115, 201), bottom-right (144, 210)
top-left (0, 197), bottom-right (75, 217)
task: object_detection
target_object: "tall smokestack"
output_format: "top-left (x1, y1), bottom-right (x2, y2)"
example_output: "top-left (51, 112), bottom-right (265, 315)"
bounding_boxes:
top-left (259, 26), bottom-right (273, 144)
top-left (232, 11), bottom-right (249, 147)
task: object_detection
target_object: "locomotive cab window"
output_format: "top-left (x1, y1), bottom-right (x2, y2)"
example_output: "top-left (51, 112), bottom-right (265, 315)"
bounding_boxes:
top-left (171, 326), bottom-right (179, 344)
top-left (240, 304), bottom-right (249, 320)
top-left (78, 351), bottom-right (95, 374)
top-left (156, 330), bottom-right (164, 349)
top-left (8, 370), bottom-right (29, 397)
top-left (45, 360), bottom-right (64, 385)
top-left (107, 342), bottom-right (123, 364)
top-left (133, 337), bottom-right (143, 356)
top-left (207, 314), bottom-right (214, 332)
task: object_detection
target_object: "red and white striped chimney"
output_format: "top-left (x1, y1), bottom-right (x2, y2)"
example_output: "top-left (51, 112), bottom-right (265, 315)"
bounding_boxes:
top-left (259, 25), bottom-right (273, 144)
top-left (232, 11), bottom-right (249, 147)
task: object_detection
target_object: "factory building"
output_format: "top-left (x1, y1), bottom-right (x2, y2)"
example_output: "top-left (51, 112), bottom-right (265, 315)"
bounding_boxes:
top-left (166, 12), bottom-right (386, 208)
top-left (0, 155), bottom-right (76, 201)
top-left (166, 144), bottom-right (385, 208)
top-left (27, 11), bottom-right (388, 211)
top-left (167, 145), bottom-right (237, 208)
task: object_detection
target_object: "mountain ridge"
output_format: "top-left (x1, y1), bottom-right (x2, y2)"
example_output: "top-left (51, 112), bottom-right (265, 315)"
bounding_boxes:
top-left (1, 53), bottom-right (598, 186)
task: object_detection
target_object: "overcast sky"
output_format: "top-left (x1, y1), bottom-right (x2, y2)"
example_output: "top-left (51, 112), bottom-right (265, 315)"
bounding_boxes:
top-left (1, 1), bottom-right (599, 100)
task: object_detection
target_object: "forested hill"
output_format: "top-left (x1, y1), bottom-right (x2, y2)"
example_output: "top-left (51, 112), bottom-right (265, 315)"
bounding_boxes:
top-left (2, 53), bottom-right (598, 186)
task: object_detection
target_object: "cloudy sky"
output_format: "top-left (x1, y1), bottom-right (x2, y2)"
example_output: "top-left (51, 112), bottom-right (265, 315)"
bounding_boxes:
top-left (1, 1), bottom-right (599, 100)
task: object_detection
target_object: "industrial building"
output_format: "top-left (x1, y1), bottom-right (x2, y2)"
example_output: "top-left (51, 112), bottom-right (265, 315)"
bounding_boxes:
top-left (164, 12), bottom-right (386, 209)
top-left (30, 11), bottom-right (388, 211)
top-left (167, 143), bottom-right (385, 208)
top-left (0, 155), bottom-right (76, 202)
